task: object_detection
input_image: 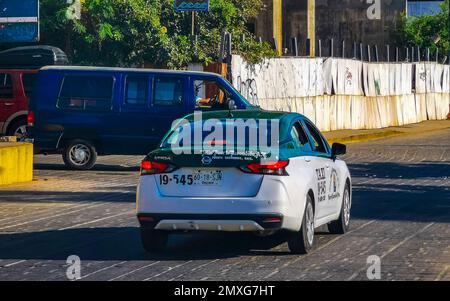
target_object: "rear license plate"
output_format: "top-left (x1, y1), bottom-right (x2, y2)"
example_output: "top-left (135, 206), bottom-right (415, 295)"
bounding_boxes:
top-left (159, 170), bottom-right (223, 186)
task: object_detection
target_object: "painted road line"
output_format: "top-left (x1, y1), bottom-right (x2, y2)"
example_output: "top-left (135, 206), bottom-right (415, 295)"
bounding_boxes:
top-left (262, 219), bottom-right (378, 279)
top-left (58, 211), bottom-right (133, 230)
top-left (80, 261), bottom-right (128, 280)
top-left (346, 222), bottom-right (435, 280)
top-left (0, 202), bottom-right (110, 230)
top-left (143, 261), bottom-right (194, 281)
top-left (108, 261), bottom-right (162, 281)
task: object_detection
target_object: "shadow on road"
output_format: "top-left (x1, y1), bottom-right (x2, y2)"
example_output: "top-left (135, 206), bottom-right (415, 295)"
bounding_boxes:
top-left (349, 162), bottom-right (450, 179)
top-left (0, 190), bottom-right (136, 203)
top-left (34, 163), bottom-right (139, 172)
top-left (0, 228), bottom-right (299, 261)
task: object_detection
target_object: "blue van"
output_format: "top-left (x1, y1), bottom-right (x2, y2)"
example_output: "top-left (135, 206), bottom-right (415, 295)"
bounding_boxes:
top-left (28, 66), bottom-right (253, 169)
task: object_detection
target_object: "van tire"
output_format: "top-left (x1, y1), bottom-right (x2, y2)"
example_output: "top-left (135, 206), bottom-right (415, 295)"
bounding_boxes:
top-left (140, 228), bottom-right (168, 253)
top-left (6, 118), bottom-right (27, 139)
top-left (62, 139), bottom-right (97, 170)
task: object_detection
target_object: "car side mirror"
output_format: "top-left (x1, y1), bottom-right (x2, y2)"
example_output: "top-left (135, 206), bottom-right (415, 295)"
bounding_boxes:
top-left (331, 143), bottom-right (346, 158)
top-left (228, 99), bottom-right (237, 110)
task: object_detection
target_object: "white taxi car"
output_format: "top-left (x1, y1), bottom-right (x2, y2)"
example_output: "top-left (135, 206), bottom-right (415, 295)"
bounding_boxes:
top-left (136, 110), bottom-right (351, 254)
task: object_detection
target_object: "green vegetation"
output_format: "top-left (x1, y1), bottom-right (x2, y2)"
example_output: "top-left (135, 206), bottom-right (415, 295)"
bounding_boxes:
top-left (39, 0), bottom-right (276, 68)
top-left (395, 0), bottom-right (449, 57)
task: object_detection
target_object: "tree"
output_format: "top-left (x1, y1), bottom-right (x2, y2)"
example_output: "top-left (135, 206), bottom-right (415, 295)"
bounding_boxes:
top-left (39, 0), bottom-right (275, 68)
top-left (395, 0), bottom-right (449, 59)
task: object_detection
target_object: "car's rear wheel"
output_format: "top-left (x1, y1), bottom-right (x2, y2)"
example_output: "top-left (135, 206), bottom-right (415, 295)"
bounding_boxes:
top-left (140, 228), bottom-right (168, 253)
top-left (288, 194), bottom-right (315, 254)
top-left (62, 139), bottom-right (97, 170)
top-left (6, 118), bottom-right (27, 139)
top-left (328, 183), bottom-right (351, 234)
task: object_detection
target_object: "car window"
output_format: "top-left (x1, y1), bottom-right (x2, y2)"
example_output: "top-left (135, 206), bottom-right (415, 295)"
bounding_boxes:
top-left (304, 120), bottom-right (328, 153)
top-left (58, 75), bottom-right (114, 111)
top-left (290, 122), bottom-right (311, 151)
top-left (0, 73), bottom-right (13, 98)
top-left (193, 79), bottom-right (229, 110)
top-left (125, 76), bottom-right (148, 105)
top-left (22, 73), bottom-right (37, 98)
top-left (153, 77), bottom-right (184, 106)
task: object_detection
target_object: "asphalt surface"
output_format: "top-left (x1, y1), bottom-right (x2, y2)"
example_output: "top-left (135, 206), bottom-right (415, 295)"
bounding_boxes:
top-left (0, 129), bottom-right (449, 281)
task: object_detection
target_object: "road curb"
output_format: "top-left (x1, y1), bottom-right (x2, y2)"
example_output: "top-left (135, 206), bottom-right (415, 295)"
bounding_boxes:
top-left (324, 124), bottom-right (450, 145)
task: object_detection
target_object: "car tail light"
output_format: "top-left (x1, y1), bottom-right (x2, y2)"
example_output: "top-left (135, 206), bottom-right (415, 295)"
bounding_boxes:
top-left (263, 217), bottom-right (282, 223)
top-left (206, 140), bottom-right (227, 146)
top-left (240, 160), bottom-right (289, 176)
top-left (27, 111), bottom-right (34, 126)
top-left (140, 161), bottom-right (175, 175)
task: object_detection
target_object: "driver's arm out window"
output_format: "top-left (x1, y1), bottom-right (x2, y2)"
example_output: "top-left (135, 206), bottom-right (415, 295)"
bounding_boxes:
top-left (193, 79), bottom-right (227, 109)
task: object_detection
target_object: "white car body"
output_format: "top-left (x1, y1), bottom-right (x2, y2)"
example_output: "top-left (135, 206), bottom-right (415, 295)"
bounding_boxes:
top-left (137, 156), bottom-right (351, 232)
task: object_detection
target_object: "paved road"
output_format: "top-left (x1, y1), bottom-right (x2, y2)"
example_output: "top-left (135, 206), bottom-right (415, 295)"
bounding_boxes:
top-left (0, 129), bottom-right (449, 281)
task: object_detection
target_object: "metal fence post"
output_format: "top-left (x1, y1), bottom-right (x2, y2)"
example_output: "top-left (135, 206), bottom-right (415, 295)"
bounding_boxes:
top-left (360, 43), bottom-right (364, 61)
top-left (306, 38), bottom-right (311, 57)
top-left (374, 45), bottom-right (379, 62)
top-left (330, 39), bottom-right (334, 57)
top-left (271, 37), bottom-right (278, 52)
top-left (386, 45), bottom-right (390, 62)
top-left (291, 37), bottom-right (299, 56)
top-left (317, 39), bottom-right (322, 57)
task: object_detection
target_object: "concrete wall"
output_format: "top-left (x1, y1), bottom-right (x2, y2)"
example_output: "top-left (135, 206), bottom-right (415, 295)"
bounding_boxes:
top-left (231, 55), bottom-right (450, 131)
top-left (255, 0), bottom-right (406, 56)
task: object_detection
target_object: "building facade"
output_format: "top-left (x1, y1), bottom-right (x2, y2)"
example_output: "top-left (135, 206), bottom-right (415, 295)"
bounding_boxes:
top-left (252, 0), bottom-right (409, 56)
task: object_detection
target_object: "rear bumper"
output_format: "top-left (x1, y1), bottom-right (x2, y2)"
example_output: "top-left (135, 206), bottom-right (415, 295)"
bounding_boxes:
top-left (137, 213), bottom-right (283, 232)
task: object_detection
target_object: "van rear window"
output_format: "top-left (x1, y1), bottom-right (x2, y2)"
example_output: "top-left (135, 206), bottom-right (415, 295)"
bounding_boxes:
top-left (22, 73), bottom-right (37, 97)
top-left (58, 75), bottom-right (114, 111)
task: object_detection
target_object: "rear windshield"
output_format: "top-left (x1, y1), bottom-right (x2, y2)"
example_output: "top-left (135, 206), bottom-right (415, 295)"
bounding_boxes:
top-left (57, 75), bottom-right (114, 111)
top-left (162, 118), bottom-right (279, 152)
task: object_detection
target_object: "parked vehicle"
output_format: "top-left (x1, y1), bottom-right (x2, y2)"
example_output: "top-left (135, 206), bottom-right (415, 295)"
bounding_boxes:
top-left (28, 66), bottom-right (253, 169)
top-left (136, 110), bottom-right (351, 254)
top-left (0, 46), bottom-right (68, 69)
top-left (0, 46), bottom-right (68, 138)
top-left (0, 69), bottom-right (38, 138)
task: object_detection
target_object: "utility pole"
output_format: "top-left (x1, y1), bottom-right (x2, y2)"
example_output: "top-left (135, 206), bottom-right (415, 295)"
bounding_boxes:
top-left (307, 0), bottom-right (316, 57)
top-left (191, 11), bottom-right (195, 36)
top-left (273, 0), bottom-right (283, 56)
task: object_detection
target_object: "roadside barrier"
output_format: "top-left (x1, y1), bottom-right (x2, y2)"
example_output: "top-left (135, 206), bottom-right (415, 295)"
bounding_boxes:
top-left (230, 56), bottom-right (450, 131)
top-left (0, 141), bottom-right (33, 186)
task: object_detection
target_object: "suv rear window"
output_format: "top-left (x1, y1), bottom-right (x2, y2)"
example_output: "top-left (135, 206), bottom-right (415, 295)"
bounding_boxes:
top-left (58, 75), bottom-right (114, 111)
top-left (0, 73), bottom-right (13, 98)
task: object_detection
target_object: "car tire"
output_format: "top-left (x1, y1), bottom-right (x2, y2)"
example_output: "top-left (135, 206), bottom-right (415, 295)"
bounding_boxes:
top-left (288, 194), bottom-right (315, 254)
top-left (6, 118), bottom-right (27, 139)
top-left (328, 182), bottom-right (351, 234)
top-left (62, 139), bottom-right (97, 170)
top-left (140, 228), bottom-right (168, 253)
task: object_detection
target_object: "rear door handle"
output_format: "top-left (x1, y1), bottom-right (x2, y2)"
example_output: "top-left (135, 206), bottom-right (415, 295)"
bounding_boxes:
top-left (304, 158), bottom-right (311, 163)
